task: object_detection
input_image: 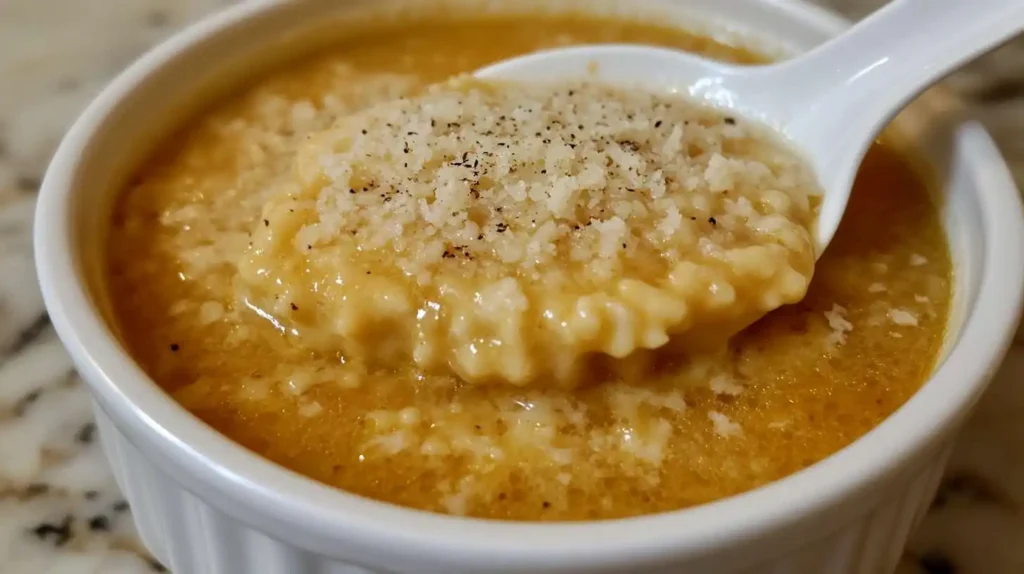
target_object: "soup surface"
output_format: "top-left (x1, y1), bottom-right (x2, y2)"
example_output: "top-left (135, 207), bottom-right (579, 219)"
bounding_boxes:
top-left (106, 11), bottom-right (951, 521)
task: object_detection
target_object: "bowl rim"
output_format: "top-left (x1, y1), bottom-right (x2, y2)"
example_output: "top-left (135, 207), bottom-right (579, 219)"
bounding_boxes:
top-left (34, 0), bottom-right (1024, 570)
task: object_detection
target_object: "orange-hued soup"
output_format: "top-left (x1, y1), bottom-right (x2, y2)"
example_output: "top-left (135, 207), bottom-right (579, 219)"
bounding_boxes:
top-left (106, 11), bottom-right (951, 521)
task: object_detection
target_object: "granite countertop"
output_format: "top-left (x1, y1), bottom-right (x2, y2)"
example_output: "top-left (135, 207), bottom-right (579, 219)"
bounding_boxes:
top-left (1, 1), bottom-right (1022, 573)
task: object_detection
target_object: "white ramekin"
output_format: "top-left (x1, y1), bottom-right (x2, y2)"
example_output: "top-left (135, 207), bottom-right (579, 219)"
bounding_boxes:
top-left (33, 1), bottom-right (1024, 573)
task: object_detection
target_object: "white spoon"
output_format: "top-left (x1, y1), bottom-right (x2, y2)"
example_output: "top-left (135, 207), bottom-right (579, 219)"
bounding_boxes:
top-left (476, 0), bottom-right (1024, 256)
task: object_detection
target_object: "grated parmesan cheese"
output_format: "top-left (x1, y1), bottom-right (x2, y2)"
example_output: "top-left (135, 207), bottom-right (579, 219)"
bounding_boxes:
top-left (240, 77), bottom-right (820, 386)
top-left (709, 411), bottom-right (743, 438)
top-left (824, 303), bottom-right (854, 349)
top-left (888, 308), bottom-right (919, 327)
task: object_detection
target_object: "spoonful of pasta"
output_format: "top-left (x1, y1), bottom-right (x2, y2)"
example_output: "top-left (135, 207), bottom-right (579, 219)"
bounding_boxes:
top-left (476, 0), bottom-right (1024, 256)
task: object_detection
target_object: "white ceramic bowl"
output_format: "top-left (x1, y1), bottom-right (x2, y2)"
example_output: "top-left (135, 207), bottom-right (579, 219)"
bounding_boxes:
top-left (34, 1), bottom-right (1024, 573)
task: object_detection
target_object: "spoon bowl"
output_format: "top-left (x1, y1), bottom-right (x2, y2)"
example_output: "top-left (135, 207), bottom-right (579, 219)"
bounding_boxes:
top-left (477, 0), bottom-right (1024, 255)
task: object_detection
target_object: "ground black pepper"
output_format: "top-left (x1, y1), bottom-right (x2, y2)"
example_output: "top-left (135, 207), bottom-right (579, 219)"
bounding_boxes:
top-left (30, 515), bottom-right (73, 546)
top-left (76, 422), bottom-right (97, 444)
top-left (88, 515), bottom-right (111, 532)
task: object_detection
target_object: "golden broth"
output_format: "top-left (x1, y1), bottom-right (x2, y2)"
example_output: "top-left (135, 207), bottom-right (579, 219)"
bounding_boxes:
top-left (106, 12), bottom-right (951, 521)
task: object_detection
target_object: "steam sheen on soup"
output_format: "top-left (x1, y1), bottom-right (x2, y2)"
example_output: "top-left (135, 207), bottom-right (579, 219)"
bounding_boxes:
top-left (106, 10), bottom-right (950, 521)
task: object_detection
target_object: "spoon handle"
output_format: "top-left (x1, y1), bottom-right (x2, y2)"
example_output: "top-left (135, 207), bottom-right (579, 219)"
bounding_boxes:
top-left (775, 0), bottom-right (1024, 136)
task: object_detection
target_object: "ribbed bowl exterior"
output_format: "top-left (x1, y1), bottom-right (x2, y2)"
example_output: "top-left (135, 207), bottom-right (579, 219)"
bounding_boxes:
top-left (96, 404), bottom-right (951, 574)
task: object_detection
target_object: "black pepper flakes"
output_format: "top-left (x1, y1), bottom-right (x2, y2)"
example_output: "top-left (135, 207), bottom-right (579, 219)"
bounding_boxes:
top-left (13, 389), bottom-right (42, 416)
top-left (76, 422), bottom-right (97, 444)
top-left (724, 117), bottom-right (736, 125)
top-left (88, 515), bottom-right (111, 532)
top-left (30, 515), bottom-right (74, 547)
top-left (112, 500), bottom-right (130, 513)
top-left (542, 501), bottom-right (551, 509)
top-left (25, 483), bottom-right (49, 497)
top-left (655, 120), bottom-right (663, 128)
top-left (708, 217), bottom-right (717, 225)
top-left (170, 343), bottom-right (180, 352)
top-left (290, 303), bottom-right (299, 311)
top-left (263, 219), bottom-right (269, 227)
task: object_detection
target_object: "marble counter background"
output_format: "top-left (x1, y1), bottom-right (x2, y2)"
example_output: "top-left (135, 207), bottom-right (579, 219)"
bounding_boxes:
top-left (1, 1), bottom-right (1022, 572)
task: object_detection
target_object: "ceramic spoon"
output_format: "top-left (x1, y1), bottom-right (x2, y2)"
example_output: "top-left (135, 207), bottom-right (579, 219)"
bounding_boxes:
top-left (475, 0), bottom-right (1024, 256)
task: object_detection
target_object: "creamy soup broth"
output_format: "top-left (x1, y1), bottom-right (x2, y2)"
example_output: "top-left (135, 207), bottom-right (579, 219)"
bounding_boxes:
top-left (106, 12), bottom-right (951, 521)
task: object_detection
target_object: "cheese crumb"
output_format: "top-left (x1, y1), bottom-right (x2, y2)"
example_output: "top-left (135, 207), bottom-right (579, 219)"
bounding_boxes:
top-left (824, 303), bottom-right (854, 349)
top-left (708, 411), bottom-right (743, 438)
top-left (887, 308), bottom-right (919, 327)
top-left (909, 253), bottom-right (928, 266)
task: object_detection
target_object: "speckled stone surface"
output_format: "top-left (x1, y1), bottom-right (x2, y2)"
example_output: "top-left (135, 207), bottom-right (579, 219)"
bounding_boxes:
top-left (0, 1), bottom-right (1021, 573)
